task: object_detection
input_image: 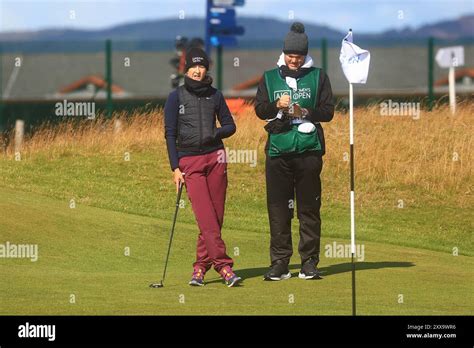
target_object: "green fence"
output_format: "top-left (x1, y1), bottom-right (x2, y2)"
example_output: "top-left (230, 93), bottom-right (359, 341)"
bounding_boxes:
top-left (1, 38), bottom-right (473, 134)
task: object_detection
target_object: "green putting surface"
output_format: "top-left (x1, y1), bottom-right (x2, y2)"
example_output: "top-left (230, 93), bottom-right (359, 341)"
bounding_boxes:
top-left (1, 187), bottom-right (472, 315)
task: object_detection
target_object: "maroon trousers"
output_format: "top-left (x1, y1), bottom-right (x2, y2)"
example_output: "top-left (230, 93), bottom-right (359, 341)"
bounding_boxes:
top-left (179, 149), bottom-right (234, 274)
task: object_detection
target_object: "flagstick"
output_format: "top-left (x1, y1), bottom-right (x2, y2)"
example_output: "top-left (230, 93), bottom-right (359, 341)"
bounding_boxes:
top-left (448, 65), bottom-right (456, 114)
top-left (349, 82), bottom-right (356, 316)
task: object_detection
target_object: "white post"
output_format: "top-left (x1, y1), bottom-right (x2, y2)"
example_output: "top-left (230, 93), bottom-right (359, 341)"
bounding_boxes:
top-left (349, 83), bottom-right (355, 255)
top-left (349, 82), bottom-right (356, 316)
top-left (114, 119), bottom-right (122, 134)
top-left (448, 66), bottom-right (456, 114)
top-left (15, 119), bottom-right (24, 156)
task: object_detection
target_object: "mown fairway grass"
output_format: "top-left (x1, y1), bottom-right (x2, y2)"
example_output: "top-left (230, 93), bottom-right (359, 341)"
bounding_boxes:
top-left (0, 105), bottom-right (472, 315)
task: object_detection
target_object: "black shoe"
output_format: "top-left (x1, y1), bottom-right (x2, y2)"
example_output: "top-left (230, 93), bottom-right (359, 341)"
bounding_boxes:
top-left (264, 261), bottom-right (291, 281)
top-left (298, 258), bottom-right (322, 280)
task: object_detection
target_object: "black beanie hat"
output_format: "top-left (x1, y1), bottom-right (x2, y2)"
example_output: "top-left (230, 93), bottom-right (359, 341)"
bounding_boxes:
top-left (283, 22), bottom-right (308, 56)
top-left (185, 47), bottom-right (210, 71)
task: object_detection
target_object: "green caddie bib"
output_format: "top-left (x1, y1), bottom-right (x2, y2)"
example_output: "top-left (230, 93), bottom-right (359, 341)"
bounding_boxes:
top-left (264, 67), bottom-right (322, 157)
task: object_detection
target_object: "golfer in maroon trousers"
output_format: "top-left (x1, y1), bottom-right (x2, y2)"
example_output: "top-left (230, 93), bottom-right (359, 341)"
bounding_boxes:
top-left (164, 47), bottom-right (241, 287)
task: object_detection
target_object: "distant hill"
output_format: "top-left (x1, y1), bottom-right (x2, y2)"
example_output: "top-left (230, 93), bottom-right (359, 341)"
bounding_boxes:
top-left (0, 14), bottom-right (472, 52)
top-left (376, 14), bottom-right (474, 40)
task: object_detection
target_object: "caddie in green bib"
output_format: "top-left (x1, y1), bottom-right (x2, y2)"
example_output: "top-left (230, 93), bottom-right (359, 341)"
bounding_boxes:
top-left (264, 67), bottom-right (322, 157)
top-left (256, 22), bottom-right (335, 281)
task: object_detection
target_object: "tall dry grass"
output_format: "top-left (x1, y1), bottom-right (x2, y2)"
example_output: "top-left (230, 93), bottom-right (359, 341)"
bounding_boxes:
top-left (321, 102), bottom-right (473, 206)
top-left (9, 108), bottom-right (167, 158)
top-left (231, 102), bottom-right (473, 206)
top-left (5, 102), bottom-right (473, 206)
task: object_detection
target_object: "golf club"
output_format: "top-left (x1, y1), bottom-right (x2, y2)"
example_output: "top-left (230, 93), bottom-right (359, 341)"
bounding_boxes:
top-left (150, 176), bottom-right (185, 288)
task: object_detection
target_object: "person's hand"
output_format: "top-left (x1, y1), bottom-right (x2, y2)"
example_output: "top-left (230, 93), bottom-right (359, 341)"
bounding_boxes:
top-left (276, 94), bottom-right (291, 109)
top-left (287, 103), bottom-right (308, 118)
top-left (173, 168), bottom-right (185, 193)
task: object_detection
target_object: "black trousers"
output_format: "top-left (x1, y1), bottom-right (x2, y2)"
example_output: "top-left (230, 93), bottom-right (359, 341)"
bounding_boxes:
top-left (265, 151), bottom-right (323, 266)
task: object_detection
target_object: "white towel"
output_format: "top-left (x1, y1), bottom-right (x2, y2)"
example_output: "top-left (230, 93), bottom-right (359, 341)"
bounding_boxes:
top-left (266, 53), bottom-right (315, 122)
top-left (276, 53), bottom-right (314, 91)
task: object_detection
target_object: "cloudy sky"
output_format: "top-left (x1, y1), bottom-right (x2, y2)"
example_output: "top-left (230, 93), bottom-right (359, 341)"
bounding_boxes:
top-left (0, 0), bottom-right (472, 33)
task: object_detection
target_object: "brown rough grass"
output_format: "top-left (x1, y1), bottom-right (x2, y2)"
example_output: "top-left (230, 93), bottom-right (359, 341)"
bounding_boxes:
top-left (7, 103), bottom-right (473, 207)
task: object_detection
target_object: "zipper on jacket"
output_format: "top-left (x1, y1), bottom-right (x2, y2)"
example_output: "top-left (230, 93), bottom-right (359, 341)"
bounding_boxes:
top-left (198, 97), bottom-right (203, 151)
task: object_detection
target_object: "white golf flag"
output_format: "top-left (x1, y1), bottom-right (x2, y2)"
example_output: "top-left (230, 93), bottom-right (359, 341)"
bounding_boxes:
top-left (339, 30), bottom-right (370, 84)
